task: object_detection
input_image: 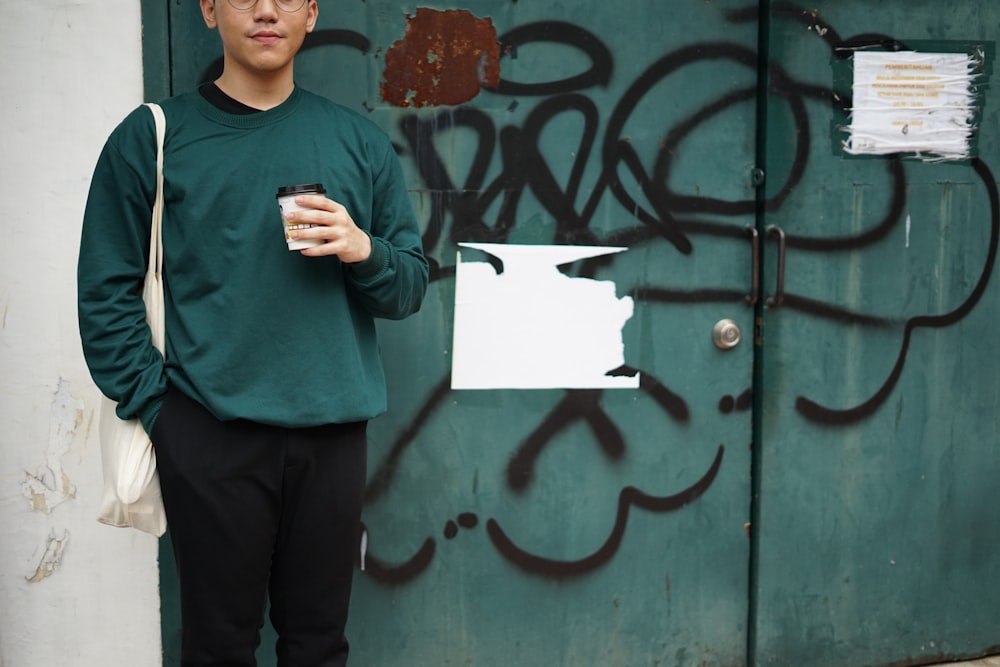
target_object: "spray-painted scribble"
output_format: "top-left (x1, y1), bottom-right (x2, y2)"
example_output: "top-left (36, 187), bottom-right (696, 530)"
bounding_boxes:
top-left (193, 4), bottom-right (996, 587)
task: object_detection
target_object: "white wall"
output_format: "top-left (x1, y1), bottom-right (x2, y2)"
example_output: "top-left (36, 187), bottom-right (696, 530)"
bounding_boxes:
top-left (0, 3), bottom-right (161, 666)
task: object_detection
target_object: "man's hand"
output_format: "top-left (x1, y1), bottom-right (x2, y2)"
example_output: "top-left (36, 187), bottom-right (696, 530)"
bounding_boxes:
top-left (285, 194), bottom-right (372, 263)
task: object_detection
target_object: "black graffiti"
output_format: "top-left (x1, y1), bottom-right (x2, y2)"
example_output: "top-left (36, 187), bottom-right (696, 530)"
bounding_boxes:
top-left (487, 444), bottom-right (724, 579)
top-left (506, 373), bottom-right (687, 493)
top-left (368, 21), bottom-right (750, 577)
top-left (444, 512), bottom-right (480, 539)
top-left (234, 9), bottom-right (996, 584)
top-left (495, 21), bottom-right (612, 96)
top-left (401, 37), bottom-right (768, 258)
top-left (762, 32), bottom-right (999, 422)
top-left (719, 389), bottom-right (753, 414)
top-left (360, 523), bottom-right (435, 586)
top-left (796, 158), bottom-right (999, 423)
top-left (721, 6), bottom-right (1000, 419)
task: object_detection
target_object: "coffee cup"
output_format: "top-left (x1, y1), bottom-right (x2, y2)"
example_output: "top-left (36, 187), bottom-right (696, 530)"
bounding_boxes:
top-left (276, 183), bottom-right (326, 250)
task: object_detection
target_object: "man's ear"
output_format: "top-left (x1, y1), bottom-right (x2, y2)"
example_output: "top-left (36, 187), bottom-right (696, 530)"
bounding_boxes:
top-left (305, 0), bottom-right (318, 33)
top-left (201, 0), bottom-right (218, 29)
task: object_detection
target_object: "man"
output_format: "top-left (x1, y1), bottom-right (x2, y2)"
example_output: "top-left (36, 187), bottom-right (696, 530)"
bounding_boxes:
top-left (77, 0), bottom-right (428, 664)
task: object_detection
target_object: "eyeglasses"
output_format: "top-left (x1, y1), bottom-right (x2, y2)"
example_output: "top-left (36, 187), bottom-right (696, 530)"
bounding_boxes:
top-left (225, 0), bottom-right (308, 12)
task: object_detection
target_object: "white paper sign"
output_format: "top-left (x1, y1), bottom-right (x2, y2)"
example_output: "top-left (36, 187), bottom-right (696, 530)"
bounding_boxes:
top-left (451, 243), bottom-right (638, 390)
top-left (844, 51), bottom-right (978, 160)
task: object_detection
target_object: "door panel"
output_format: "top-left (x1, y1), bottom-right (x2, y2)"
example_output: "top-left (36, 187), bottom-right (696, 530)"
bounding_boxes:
top-left (756, 2), bottom-right (1000, 665)
top-left (157, 1), bottom-right (758, 665)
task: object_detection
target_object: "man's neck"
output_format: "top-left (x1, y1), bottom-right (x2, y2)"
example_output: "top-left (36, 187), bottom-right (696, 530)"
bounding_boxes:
top-left (214, 67), bottom-right (295, 111)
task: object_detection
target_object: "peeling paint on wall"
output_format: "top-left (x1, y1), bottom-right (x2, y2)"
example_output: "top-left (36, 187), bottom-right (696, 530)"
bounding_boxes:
top-left (21, 378), bottom-right (80, 514)
top-left (27, 530), bottom-right (70, 583)
top-left (22, 470), bottom-right (75, 514)
top-left (381, 7), bottom-right (501, 107)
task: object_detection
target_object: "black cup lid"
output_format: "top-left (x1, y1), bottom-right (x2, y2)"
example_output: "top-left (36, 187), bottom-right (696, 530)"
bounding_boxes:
top-left (276, 183), bottom-right (326, 197)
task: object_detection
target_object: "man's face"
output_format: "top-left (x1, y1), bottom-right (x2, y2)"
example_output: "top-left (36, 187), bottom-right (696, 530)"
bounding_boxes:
top-left (201, 0), bottom-right (318, 77)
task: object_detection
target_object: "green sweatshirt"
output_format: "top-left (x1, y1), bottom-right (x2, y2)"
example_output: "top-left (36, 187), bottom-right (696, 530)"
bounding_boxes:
top-left (78, 86), bottom-right (428, 433)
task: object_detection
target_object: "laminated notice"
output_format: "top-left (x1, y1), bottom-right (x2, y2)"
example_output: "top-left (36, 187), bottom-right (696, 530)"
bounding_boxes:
top-left (843, 51), bottom-right (980, 160)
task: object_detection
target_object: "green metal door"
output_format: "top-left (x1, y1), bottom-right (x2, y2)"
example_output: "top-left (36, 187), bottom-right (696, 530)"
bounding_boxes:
top-left (753, 2), bottom-right (1000, 665)
top-left (143, 1), bottom-right (1000, 665)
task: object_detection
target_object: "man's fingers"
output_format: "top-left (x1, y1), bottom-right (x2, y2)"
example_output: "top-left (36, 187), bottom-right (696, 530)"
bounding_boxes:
top-left (294, 194), bottom-right (343, 212)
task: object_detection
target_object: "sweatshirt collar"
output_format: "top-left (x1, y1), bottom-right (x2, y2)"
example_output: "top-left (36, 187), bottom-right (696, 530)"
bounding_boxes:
top-left (193, 84), bottom-right (304, 128)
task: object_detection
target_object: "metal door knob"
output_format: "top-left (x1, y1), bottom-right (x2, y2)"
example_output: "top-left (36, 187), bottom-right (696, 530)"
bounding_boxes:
top-left (713, 319), bottom-right (741, 350)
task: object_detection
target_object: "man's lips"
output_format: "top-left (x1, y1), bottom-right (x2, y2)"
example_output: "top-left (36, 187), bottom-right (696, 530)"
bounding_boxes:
top-left (251, 31), bottom-right (281, 44)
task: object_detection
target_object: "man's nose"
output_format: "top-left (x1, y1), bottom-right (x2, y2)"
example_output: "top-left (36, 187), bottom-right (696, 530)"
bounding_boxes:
top-left (253, 0), bottom-right (279, 20)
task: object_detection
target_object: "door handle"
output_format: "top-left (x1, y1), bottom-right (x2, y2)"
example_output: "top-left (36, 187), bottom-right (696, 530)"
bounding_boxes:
top-left (746, 225), bottom-right (759, 306)
top-left (713, 319), bottom-right (742, 350)
top-left (765, 225), bottom-right (786, 308)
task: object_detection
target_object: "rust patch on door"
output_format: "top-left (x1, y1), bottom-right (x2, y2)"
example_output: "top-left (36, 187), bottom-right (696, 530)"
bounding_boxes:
top-left (380, 8), bottom-right (500, 108)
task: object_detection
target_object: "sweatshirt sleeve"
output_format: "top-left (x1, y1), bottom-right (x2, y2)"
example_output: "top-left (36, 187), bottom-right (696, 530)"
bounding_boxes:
top-left (77, 106), bottom-right (167, 434)
top-left (345, 138), bottom-right (429, 320)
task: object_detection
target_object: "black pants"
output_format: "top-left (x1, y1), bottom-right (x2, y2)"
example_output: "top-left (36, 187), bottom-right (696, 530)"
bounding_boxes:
top-left (152, 386), bottom-right (367, 667)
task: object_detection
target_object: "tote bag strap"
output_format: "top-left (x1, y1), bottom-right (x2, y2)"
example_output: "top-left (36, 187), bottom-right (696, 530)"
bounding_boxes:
top-left (143, 102), bottom-right (166, 355)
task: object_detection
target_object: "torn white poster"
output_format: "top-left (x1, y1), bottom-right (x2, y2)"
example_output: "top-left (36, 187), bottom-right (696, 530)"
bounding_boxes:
top-left (451, 243), bottom-right (638, 390)
top-left (843, 51), bottom-right (979, 160)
